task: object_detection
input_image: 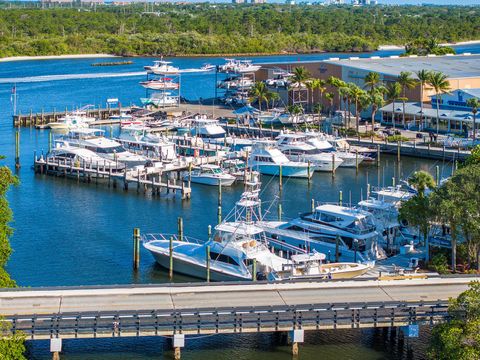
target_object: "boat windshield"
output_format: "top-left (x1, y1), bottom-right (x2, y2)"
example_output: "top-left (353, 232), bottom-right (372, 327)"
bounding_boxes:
top-left (96, 145), bottom-right (126, 154)
top-left (346, 216), bottom-right (376, 234)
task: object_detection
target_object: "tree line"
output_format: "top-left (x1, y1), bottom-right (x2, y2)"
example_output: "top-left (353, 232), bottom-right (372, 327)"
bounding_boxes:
top-left (0, 4), bottom-right (479, 57)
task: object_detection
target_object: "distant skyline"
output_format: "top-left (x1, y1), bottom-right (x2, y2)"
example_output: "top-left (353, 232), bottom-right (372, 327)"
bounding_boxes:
top-left (379, 0), bottom-right (478, 4)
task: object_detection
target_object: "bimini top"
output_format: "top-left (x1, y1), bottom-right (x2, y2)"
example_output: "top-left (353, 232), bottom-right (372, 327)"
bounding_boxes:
top-left (291, 252), bottom-right (326, 264)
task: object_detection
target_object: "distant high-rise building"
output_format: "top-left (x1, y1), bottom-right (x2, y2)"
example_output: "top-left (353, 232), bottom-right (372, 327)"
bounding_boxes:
top-left (232, 0), bottom-right (245, 3)
top-left (251, 0), bottom-right (266, 4)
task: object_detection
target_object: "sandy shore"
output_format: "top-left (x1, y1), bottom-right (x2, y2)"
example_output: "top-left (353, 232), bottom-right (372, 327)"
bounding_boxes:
top-left (0, 54), bottom-right (118, 63)
top-left (378, 39), bottom-right (480, 51)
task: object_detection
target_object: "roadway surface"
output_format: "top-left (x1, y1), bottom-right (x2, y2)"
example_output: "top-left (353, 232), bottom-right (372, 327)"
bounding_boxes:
top-left (0, 277), bottom-right (476, 317)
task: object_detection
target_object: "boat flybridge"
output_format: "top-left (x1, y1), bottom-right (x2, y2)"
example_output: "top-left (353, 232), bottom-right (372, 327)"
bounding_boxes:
top-left (249, 140), bottom-right (316, 178)
top-left (60, 128), bottom-right (148, 167)
top-left (116, 125), bottom-right (176, 161)
top-left (140, 92), bottom-right (178, 107)
top-left (189, 116), bottom-right (253, 149)
top-left (143, 181), bottom-right (291, 281)
top-left (372, 185), bottom-right (415, 207)
top-left (261, 203), bottom-right (385, 263)
top-left (275, 133), bottom-right (342, 172)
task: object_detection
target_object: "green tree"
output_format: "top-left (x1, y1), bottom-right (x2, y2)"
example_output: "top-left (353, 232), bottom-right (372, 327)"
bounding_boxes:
top-left (408, 170), bottom-right (436, 197)
top-left (325, 92), bottom-right (334, 117)
top-left (428, 71), bottom-right (451, 135)
top-left (385, 82), bottom-right (402, 129)
top-left (249, 81), bottom-right (269, 112)
top-left (349, 84), bottom-right (366, 133)
top-left (416, 69), bottom-right (432, 129)
top-left (466, 98), bottom-right (479, 141)
top-left (364, 72), bottom-right (381, 94)
top-left (428, 282), bottom-right (480, 360)
top-left (369, 88), bottom-right (385, 132)
top-left (397, 71), bottom-right (417, 127)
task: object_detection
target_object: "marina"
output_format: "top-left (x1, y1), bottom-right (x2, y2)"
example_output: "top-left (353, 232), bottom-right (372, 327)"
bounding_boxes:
top-left (1, 45), bottom-right (480, 360)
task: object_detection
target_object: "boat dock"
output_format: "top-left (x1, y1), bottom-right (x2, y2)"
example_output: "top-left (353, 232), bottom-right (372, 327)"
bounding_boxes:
top-left (33, 154), bottom-right (226, 200)
top-left (0, 276), bottom-right (475, 358)
top-left (13, 107), bottom-right (123, 128)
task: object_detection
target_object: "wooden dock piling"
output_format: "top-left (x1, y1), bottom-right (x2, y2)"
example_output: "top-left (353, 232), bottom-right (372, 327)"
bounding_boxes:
top-left (15, 131), bottom-right (20, 169)
top-left (169, 236), bottom-right (174, 280)
top-left (133, 228), bottom-right (140, 270)
top-left (206, 245), bottom-right (211, 283)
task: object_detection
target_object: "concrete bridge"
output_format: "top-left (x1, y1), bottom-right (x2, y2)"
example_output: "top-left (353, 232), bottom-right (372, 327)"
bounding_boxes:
top-left (0, 276), bottom-right (477, 359)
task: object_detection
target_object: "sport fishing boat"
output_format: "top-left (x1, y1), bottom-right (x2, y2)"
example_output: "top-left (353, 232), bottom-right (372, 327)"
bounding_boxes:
top-left (275, 133), bottom-right (342, 172)
top-left (270, 252), bottom-right (370, 281)
top-left (140, 92), bottom-right (178, 107)
top-left (142, 182), bottom-right (291, 281)
top-left (219, 59), bottom-right (261, 73)
top-left (260, 203), bottom-right (385, 263)
top-left (60, 128), bottom-right (148, 167)
top-left (249, 140), bottom-right (315, 178)
top-left (49, 106), bottom-right (96, 130)
top-left (184, 164), bottom-right (236, 186)
top-left (145, 59), bottom-right (179, 75)
top-left (372, 185), bottom-right (415, 207)
top-left (140, 79), bottom-right (179, 90)
top-left (116, 125), bottom-right (177, 161)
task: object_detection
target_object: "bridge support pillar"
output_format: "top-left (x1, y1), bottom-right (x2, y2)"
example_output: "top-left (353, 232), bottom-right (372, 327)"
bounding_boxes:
top-left (173, 334), bottom-right (185, 360)
top-left (290, 329), bottom-right (304, 357)
top-left (50, 338), bottom-right (62, 360)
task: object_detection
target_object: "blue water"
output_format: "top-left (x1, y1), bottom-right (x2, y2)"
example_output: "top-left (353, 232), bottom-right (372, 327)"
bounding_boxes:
top-left (0, 46), bottom-right (478, 358)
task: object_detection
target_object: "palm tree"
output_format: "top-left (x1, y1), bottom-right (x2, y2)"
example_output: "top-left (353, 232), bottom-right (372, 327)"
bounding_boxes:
top-left (397, 71), bottom-right (418, 128)
top-left (408, 170), bottom-right (436, 198)
top-left (416, 69), bottom-right (432, 129)
top-left (369, 88), bottom-right (385, 132)
top-left (290, 66), bottom-right (311, 88)
top-left (327, 76), bottom-right (345, 112)
top-left (317, 79), bottom-right (327, 111)
top-left (306, 79), bottom-right (320, 112)
top-left (385, 82), bottom-right (402, 129)
top-left (325, 92), bottom-right (334, 117)
top-left (249, 81), bottom-right (269, 112)
top-left (339, 85), bottom-right (352, 127)
top-left (466, 98), bottom-right (479, 141)
top-left (349, 84), bottom-right (366, 133)
top-left (427, 71), bottom-right (451, 135)
top-left (364, 72), bottom-right (381, 94)
top-left (267, 91), bottom-right (280, 110)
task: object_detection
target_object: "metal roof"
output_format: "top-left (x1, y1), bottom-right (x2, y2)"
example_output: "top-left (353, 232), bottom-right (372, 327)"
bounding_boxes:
top-left (324, 54), bottom-right (480, 79)
top-left (380, 102), bottom-right (475, 122)
top-left (461, 88), bottom-right (480, 99)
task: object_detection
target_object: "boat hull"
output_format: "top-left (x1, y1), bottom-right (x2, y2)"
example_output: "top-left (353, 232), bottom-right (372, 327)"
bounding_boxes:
top-left (147, 248), bottom-right (249, 282)
top-left (186, 175), bottom-right (236, 186)
top-left (253, 164), bottom-right (312, 178)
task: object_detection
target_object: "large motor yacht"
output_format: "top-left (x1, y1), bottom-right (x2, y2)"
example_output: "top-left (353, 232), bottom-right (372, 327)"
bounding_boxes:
top-left (249, 140), bottom-right (315, 178)
top-left (275, 133), bottom-right (342, 172)
top-left (49, 106), bottom-right (96, 131)
top-left (261, 203), bottom-right (385, 263)
top-left (61, 128), bottom-right (148, 167)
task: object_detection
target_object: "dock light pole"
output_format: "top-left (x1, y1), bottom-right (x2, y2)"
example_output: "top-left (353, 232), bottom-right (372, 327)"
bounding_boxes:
top-left (169, 236), bottom-right (174, 280)
top-left (335, 235), bottom-right (340, 262)
top-left (278, 203), bottom-right (282, 221)
top-left (206, 245), bottom-right (211, 283)
top-left (177, 217), bottom-right (183, 242)
top-left (435, 165), bottom-right (440, 186)
top-left (338, 191), bottom-right (343, 206)
top-left (279, 165), bottom-right (283, 191)
top-left (133, 228), bottom-right (140, 270)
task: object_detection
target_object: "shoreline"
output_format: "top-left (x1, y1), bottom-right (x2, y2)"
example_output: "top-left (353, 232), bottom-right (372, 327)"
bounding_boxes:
top-left (378, 39), bottom-right (480, 51)
top-left (0, 54), bottom-right (117, 63)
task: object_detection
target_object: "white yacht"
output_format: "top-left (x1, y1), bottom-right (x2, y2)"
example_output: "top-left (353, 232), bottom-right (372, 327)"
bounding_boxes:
top-left (219, 59), bottom-right (261, 73)
top-left (116, 125), bottom-right (177, 161)
top-left (328, 137), bottom-right (378, 162)
top-left (49, 106), bottom-right (96, 131)
top-left (276, 133), bottom-right (342, 172)
top-left (61, 128), bottom-right (148, 167)
top-left (184, 164), bottom-right (236, 186)
top-left (145, 59), bottom-right (179, 75)
top-left (189, 117), bottom-right (253, 149)
top-left (249, 140), bottom-right (315, 178)
top-left (140, 79), bottom-right (179, 90)
top-left (140, 92), bottom-right (178, 107)
top-left (143, 183), bottom-right (290, 281)
top-left (48, 142), bottom-right (126, 173)
top-left (261, 203), bottom-right (385, 263)
top-left (372, 185), bottom-right (415, 207)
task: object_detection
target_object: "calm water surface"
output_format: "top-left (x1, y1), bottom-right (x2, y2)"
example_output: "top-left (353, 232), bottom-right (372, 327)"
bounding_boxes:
top-left (0, 46), bottom-right (477, 359)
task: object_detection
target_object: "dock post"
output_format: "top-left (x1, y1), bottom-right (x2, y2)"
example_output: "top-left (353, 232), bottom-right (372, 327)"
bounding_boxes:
top-left (331, 153), bottom-right (335, 177)
top-left (15, 131), bottom-right (20, 169)
top-left (206, 245), bottom-right (211, 282)
top-left (188, 162), bottom-right (192, 188)
top-left (217, 206), bottom-right (222, 225)
top-left (208, 225), bottom-right (212, 240)
top-left (278, 203), bottom-right (282, 221)
top-left (376, 145), bottom-right (380, 167)
top-left (392, 177), bottom-right (395, 187)
top-left (397, 141), bottom-right (401, 163)
top-left (367, 183), bottom-right (370, 198)
top-left (50, 338), bottom-right (62, 360)
top-left (339, 191), bottom-right (342, 206)
top-left (169, 236), bottom-right (174, 280)
top-left (123, 167), bottom-right (128, 191)
top-left (137, 169), bottom-right (141, 192)
top-left (178, 217), bottom-right (183, 241)
top-left (133, 228), bottom-right (140, 270)
top-left (354, 149), bottom-right (359, 172)
top-left (291, 329), bottom-right (304, 357)
top-left (307, 161), bottom-right (311, 185)
top-left (435, 165), bottom-right (440, 186)
top-left (173, 334), bottom-right (184, 360)
top-left (311, 198), bottom-right (315, 212)
top-left (279, 165), bottom-right (283, 191)
top-left (252, 258), bottom-right (257, 281)
top-left (48, 131), bottom-right (52, 153)
top-left (335, 234), bottom-right (340, 262)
